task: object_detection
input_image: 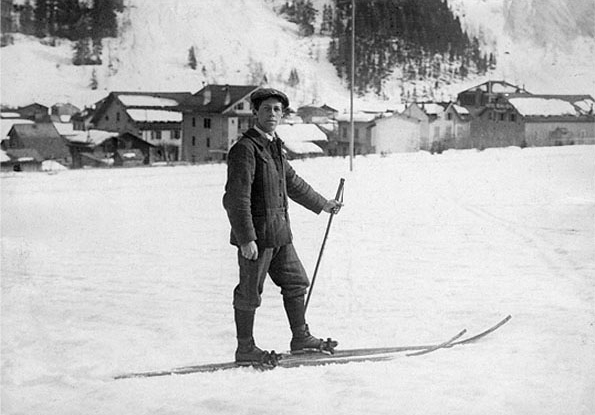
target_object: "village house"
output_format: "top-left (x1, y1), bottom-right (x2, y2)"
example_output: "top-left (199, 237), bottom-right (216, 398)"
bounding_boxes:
top-left (177, 84), bottom-right (259, 163)
top-left (371, 112), bottom-right (421, 154)
top-left (456, 80), bottom-right (531, 115)
top-left (276, 123), bottom-right (327, 159)
top-left (444, 103), bottom-right (472, 149)
top-left (334, 112), bottom-right (379, 156)
top-left (297, 104), bottom-right (338, 124)
top-left (90, 91), bottom-right (191, 162)
top-left (2, 123), bottom-right (71, 167)
top-left (50, 103), bottom-right (81, 123)
top-left (67, 130), bottom-right (153, 168)
top-left (0, 148), bottom-right (43, 172)
top-left (402, 102), bottom-right (453, 152)
top-left (16, 103), bottom-right (50, 122)
top-left (469, 94), bottom-right (595, 148)
top-left (71, 107), bottom-right (95, 131)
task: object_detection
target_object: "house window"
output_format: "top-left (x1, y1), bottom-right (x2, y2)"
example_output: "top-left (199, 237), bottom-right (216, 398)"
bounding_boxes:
top-left (204, 118), bottom-right (211, 129)
top-left (105, 115), bottom-right (109, 121)
top-left (510, 113), bottom-right (516, 122)
top-left (236, 103), bottom-right (244, 110)
top-left (116, 112), bottom-right (120, 122)
top-left (500, 113), bottom-right (505, 121)
top-left (207, 137), bottom-right (211, 148)
top-left (192, 117), bottom-right (196, 127)
top-left (342, 127), bottom-right (347, 139)
top-left (192, 136), bottom-right (196, 146)
top-left (154, 130), bottom-right (161, 140)
top-left (447, 113), bottom-right (453, 120)
top-left (354, 128), bottom-right (359, 139)
top-left (173, 130), bottom-right (180, 139)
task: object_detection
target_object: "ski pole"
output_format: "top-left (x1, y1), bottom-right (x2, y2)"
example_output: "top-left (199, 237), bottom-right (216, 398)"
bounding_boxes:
top-left (305, 178), bottom-right (345, 315)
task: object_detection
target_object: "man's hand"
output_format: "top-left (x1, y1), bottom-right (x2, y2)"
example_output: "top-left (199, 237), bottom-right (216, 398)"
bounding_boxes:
top-left (322, 199), bottom-right (343, 215)
top-left (240, 241), bottom-right (259, 260)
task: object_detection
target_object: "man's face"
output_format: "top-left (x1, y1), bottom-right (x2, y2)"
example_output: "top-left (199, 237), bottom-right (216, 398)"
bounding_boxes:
top-left (255, 97), bottom-right (284, 133)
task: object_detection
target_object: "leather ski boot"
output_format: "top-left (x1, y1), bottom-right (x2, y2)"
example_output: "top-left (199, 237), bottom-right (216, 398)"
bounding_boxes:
top-left (235, 337), bottom-right (269, 365)
top-left (290, 324), bottom-right (338, 354)
top-left (233, 308), bottom-right (278, 366)
top-left (283, 295), bottom-right (338, 354)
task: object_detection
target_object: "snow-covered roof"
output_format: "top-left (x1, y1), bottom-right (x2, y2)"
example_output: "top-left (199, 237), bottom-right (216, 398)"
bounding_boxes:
top-left (126, 109), bottom-right (182, 123)
top-left (1, 118), bottom-right (34, 140)
top-left (421, 103), bottom-right (444, 115)
top-left (336, 112), bottom-right (378, 123)
top-left (276, 124), bottom-right (326, 155)
top-left (53, 122), bottom-right (75, 136)
top-left (118, 95), bottom-right (180, 107)
top-left (67, 129), bottom-right (118, 145)
top-left (508, 97), bottom-right (578, 117)
top-left (491, 83), bottom-right (520, 94)
top-left (1, 112), bottom-right (22, 118)
top-left (453, 104), bottom-right (470, 115)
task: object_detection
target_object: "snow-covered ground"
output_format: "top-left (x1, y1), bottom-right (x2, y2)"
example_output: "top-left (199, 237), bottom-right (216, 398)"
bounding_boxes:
top-left (1, 146), bottom-right (594, 414)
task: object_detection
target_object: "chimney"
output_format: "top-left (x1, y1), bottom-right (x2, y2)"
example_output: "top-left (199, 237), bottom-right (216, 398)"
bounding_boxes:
top-left (203, 86), bottom-right (211, 106)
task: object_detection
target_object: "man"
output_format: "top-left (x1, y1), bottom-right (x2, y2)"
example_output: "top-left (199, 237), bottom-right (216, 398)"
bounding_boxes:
top-left (223, 88), bottom-right (342, 364)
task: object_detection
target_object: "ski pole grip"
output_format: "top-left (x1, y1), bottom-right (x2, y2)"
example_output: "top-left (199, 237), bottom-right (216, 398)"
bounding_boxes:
top-left (335, 178), bottom-right (345, 201)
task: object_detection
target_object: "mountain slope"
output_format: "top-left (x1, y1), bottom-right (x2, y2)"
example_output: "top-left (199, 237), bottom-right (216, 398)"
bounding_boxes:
top-left (1, 0), bottom-right (594, 110)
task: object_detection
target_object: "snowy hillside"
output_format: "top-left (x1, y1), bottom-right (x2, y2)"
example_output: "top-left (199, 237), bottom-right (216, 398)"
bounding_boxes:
top-left (1, 0), bottom-right (594, 110)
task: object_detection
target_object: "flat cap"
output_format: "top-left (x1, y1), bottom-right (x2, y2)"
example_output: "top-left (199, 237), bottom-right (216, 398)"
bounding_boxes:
top-left (250, 88), bottom-right (289, 109)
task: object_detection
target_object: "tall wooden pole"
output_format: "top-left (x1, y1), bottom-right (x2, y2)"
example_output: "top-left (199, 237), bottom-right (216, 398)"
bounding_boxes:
top-left (349, 0), bottom-right (355, 171)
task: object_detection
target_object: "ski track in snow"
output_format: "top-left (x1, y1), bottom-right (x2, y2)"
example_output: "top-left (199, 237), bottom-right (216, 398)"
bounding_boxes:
top-left (1, 146), bottom-right (594, 415)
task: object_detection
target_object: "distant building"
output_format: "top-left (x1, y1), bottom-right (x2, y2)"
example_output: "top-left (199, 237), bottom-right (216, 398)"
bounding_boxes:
top-left (71, 107), bottom-right (95, 131)
top-left (2, 123), bottom-right (71, 167)
top-left (335, 112), bottom-right (379, 156)
top-left (16, 103), bottom-right (50, 122)
top-left (371, 113), bottom-right (421, 154)
top-left (297, 104), bottom-right (338, 124)
top-left (276, 123), bottom-right (327, 158)
top-left (90, 91), bottom-right (191, 162)
top-left (456, 80), bottom-right (530, 115)
top-left (1, 148), bottom-right (44, 172)
top-left (66, 130), bottom-right (153, 168)
top-left (471, 94), bottom-right (595, 148)
top-left (50, 103), bottom-right (81, 123)
top-left (177, 84), bottom-right (259, 163)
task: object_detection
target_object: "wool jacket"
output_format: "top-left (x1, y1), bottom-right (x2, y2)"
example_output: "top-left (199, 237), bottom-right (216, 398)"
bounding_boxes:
top-left (223, 128), bottom-right (327, 248)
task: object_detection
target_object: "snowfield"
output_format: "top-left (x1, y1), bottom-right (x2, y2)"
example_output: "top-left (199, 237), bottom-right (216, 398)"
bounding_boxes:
top-left (1, 145), bottom-right (594, 414)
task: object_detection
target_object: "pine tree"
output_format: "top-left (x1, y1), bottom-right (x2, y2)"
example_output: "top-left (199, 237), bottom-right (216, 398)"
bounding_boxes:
top-left (73, 38), bottom-right (91, 65)
top-left (188, 46), bottom-right (197, 70)
top-left (19, 0), bottom-right (35, 35)
top-left (34, 0), bottom-right (49, 37)
top-left (288, 68), bottom-right (300, 87)
top-left (91, 0), bottom-right (118, 38)
top-left (90, 68), bottom-right (98, 89)
top-left (90, 37), bottom-right (102, 64)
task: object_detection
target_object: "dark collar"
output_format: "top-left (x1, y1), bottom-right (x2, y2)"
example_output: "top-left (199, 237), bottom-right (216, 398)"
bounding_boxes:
top-left (243, 128), bottom-right (269, 149)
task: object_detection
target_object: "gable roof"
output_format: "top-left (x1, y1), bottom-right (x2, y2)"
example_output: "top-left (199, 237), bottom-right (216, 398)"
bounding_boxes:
top-left (91, 91), bottom-right (192, 124)
top-left (459, 80), bottom-right (530, 95)
top-left (178, 85), bottom-right (260, 114)
top-left (506, 95), bottom-right (595, 120)
top-left (8, 123), bottom-right (70, 160)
